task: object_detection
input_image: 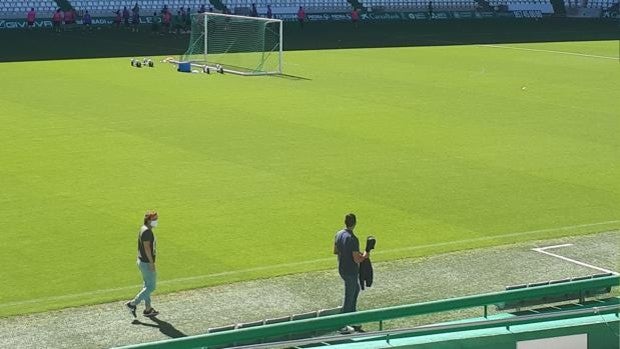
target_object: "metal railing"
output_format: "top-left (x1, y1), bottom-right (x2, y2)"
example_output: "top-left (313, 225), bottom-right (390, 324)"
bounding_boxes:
top-left (232, 302), bottom-right (620, 349)
top-left (116, 274), bottom-right (619, 349)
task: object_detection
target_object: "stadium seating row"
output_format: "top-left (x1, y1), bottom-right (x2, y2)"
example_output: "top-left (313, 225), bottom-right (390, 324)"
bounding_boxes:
top-left (224, 0), bottom-right (352, 13)
top-left (224, 0), bottom-right (345, 6)
top-left (578, 0), bottom-right (617, 8)
top-left (488, 0), bottom-right (547, 5)
top-left (243, 0), bottom-right (347, 5)
top-left (0, 1), bottom-right (52, 4)
top-left (66, 0), bottom-right (352, 14)
top-left (0, 0), bottom-right (616, 17)
top-left (206, 306), bottom-right (342, 341)
top-left (363, 0), bottom-right (478, 9)
top-left (0, 1), bottom-right (56, 9)
top-left (72, 0), bottom-right (205, 10)
top-left (0, 0), bottom-right (55, 17)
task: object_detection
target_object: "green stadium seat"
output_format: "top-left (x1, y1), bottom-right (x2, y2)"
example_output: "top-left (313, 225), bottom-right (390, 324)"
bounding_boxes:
top-left (497, 273), bottom-right (615, 311)
top-left (235, 320), bottom-right (265, 329)
top-left (207, 324), bottom-right (236, 333)
top-left (291, 311), bottom-right (317, 321)
top-left (318, 307), bottom-right (342, 317)
top-left (264, 315), bottom-right (291, 325)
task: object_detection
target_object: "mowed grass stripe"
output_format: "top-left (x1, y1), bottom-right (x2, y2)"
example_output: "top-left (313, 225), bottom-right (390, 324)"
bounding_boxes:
top-left (0, 220), bottom-right (617, 311)
top-left (0, 41), bottom-right (618, 316)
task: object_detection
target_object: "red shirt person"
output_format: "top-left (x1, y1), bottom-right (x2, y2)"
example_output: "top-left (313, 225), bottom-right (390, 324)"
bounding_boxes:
top-left (162, 10), bottom-right (171, 33)
top-left (114, 10), bottom-right (122, 27)
top-left (52, 9), bottom-right (62, 31)
top-left (351, 8), bottom-right (359, 23)
top-left (297, 6), bottom-right (306, 28)
top-left (27, 8), bottom-right (36, 27)
top-left (63, 9), bottom-right (72, 25)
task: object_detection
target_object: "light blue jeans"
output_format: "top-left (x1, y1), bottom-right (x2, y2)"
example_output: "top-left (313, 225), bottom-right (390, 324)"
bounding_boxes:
top-left (132, 260), bottom-right (157, 307)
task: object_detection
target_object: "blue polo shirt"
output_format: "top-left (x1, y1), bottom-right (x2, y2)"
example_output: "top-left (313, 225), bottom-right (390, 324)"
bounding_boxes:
top-left (335, 229), bottom-right (360, 276)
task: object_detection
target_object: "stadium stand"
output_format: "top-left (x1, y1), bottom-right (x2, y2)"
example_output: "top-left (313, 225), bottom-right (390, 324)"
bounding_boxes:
top-left (70, 0), bottom-right (197, 15)
top-left (69, 0), bottom-right (349, 16)
top-left (361, 0), bottom-right (478, 10)
top-left (486, 0), bottom-right (554, 13)
top-left (0, 0), bottom-right (614, 20)
top-left (223, 0), bottom-right (353, 14)
top-left (362, 0), bottom-right (614, 11)
top-left (222, 0), bottom-right (351, 15)
top-left (0, 0), bottom-right (58, 19)
top-left (581, 0), bottom-right (618, 8)
top-left (62, 0), bottom-right (352, 16)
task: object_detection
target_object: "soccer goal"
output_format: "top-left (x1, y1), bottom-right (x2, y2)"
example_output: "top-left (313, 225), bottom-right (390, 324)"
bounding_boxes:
top-left (181, 12), bottom-right (283, 76)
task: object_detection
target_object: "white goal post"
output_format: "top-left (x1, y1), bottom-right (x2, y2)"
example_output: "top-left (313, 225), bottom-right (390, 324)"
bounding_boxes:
top-left (182, 12), bottom-right (283, 76)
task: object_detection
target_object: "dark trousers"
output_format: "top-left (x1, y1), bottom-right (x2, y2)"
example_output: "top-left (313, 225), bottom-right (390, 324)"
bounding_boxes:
top-left (340, 273), bottom-right (360, 313)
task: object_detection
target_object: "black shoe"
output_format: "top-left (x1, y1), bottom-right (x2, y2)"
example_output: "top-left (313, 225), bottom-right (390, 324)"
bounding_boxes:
top-left (143, 308), bottom-right (159, 317)
top-left (125, 302), bottom-right (137, 318)
top-left (339, 326), bottom-right (354, 334)
top-left (352, 325), bottom-right (364, 332)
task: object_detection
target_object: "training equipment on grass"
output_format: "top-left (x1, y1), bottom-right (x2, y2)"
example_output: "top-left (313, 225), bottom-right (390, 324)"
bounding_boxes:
top-left (131, 58), bottom-right (154, 68)
top-left (177, 61), bottom-right (191, 73)
top-left (181, 12), bottom-right (283, 76)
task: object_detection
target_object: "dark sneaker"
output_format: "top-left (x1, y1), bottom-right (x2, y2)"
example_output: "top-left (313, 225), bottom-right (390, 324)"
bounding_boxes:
top-left (143, 308), bottom-right (159, 317)
top-left (352, 325), bottom-right (364, 333)
top-left (125, 302), bottom-right (137, 318)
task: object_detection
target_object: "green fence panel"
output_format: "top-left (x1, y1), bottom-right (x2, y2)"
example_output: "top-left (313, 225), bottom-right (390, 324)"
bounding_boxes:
top-left (117, 274), bottom-right (619, 349)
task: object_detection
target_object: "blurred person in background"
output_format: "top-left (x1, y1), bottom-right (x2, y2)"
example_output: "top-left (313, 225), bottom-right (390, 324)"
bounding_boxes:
top-left (27, 8), bottom-right (36, 29)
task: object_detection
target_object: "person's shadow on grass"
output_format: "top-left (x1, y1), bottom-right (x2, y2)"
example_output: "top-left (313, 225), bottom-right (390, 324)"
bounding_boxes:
top-left (132, 317), bottom-right (187, 338)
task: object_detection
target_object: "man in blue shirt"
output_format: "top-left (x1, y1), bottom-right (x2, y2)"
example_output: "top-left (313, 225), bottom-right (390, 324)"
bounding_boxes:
top-left (82, 10), bottom-right (92, 30)
top-left (334, 213), bottom-right (368, 333)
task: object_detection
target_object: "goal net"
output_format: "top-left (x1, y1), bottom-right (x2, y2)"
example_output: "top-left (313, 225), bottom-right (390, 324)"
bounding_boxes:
top-left (181, 12), bottom-right (283, 75)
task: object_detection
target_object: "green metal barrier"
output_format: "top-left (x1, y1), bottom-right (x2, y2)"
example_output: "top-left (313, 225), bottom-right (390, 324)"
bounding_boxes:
top-left (227, 301), bottom-right (620, 349)
top-left (116, 274), bottom-right (619, 349)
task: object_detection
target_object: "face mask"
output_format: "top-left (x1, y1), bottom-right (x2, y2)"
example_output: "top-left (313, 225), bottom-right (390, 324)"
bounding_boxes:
top-left (150, 220), bottom-right (158, 227)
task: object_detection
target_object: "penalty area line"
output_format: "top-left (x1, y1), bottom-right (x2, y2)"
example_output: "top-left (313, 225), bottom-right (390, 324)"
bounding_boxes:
top-left (532, 244), bottom-right (618, 275)
top-left (480, 44), bottom-right (619, 60)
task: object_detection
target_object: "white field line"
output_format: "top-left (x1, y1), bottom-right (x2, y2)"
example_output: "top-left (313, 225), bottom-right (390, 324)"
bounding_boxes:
top-left (372, 220), bottom-right (620, 255)
top-left (537, 243), bottom-right (574, 251)
top-left (480, 44), bottom-right (620, 60)
top-left (1, 220), bottom-right (618, 309)
top-left (532, 244), bottom-right (618, 275)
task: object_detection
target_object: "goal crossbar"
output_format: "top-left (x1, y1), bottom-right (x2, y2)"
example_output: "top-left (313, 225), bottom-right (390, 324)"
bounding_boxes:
top-left (182, 12), bottom-right (283, 76)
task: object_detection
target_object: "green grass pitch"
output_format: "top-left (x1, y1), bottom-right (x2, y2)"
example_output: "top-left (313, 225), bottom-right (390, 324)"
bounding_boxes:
top-left (0, 40), bottom-right (618, 317)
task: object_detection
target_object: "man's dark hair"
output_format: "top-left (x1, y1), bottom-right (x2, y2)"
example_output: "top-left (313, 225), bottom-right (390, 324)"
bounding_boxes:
top-left (345, 213), bottom-right (356, 228)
